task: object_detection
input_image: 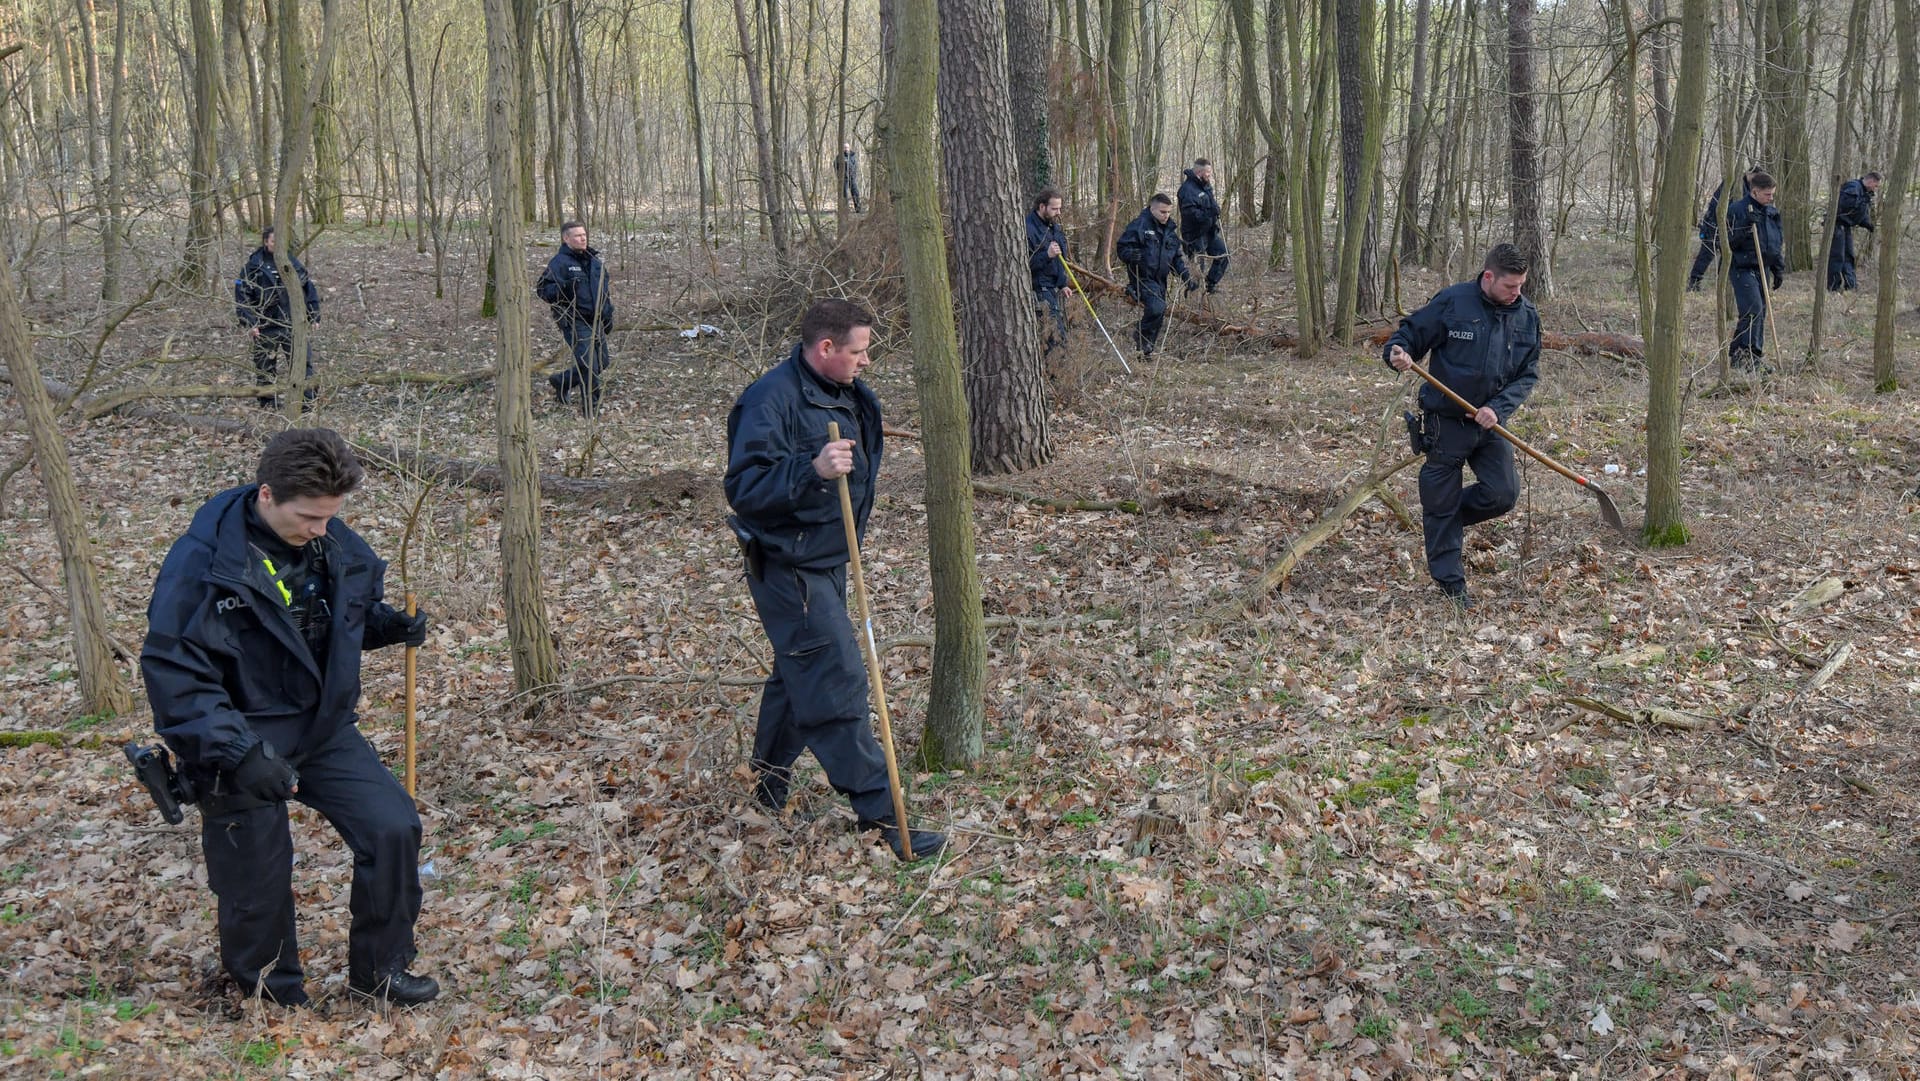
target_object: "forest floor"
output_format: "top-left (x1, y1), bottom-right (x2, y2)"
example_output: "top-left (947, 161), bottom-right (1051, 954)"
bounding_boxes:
top-left (2, 220), bottom-right (1919, 1080)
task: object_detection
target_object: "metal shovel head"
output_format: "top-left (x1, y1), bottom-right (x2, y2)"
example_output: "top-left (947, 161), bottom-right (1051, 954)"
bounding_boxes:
top-left (1586, 480), bottom-right (1627, 532)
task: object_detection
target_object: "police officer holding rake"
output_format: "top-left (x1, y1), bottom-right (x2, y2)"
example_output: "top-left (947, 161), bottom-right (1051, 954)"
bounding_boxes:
top-left (725, 299), bottom-right (945, 861)
top-left (1026, 188), bottom-right (1072, 355)
top-left (1827, 171), bottom-right (1880, 292)
top-left (140, 429), bottom-right (437, 1007)
top-left (1385, 244), bottom-right (1540, 611)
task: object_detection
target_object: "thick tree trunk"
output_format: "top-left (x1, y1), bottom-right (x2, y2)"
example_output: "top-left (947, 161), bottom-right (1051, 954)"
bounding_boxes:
top-left (1005, 0), bottom-right (1051, 194)
top-left (1761, 0), bottom-right (1814, 271)
top-left (731, 0), bottom-right (790, 265)
top-left (882, 0), bottom-right (986, 770)
top-left (310, 57), bottom-right (344, 224)
top-left (1395, 0), bottom-right (1434, 264)
top-left (183, 0), bottom-right (220, 287)
top-left (1644, 0), bottom-right (1711, 545)
top-left (1873, 0), bottom-right (1917, 393)
top-left (1806, 0), bottom-right (1871, 372)
top-left (1508, 0), bottom-right (1551, 298)
top-left (0, 249), bottom-right (130, 718)
top-left (483, 0), bottom-right (563, 694)
top-left (939, 0), bottom-right (1050, 475)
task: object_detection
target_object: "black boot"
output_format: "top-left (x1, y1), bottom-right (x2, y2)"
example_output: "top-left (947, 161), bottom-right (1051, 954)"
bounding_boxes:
top-left (348, 969), bottom-right (441, 1006)
top-left (857, 817), bottom-right (947, 861)
top-left (548, 372), bottom-right (568, 405)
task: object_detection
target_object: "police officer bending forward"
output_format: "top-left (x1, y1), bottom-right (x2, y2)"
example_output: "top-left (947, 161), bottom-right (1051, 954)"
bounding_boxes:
top-left (725, 299), bottom-right (945, 861)
top-left (1385, 244), bottom-right (1540, 611)
top-left (141, 429), bottom-right (438, 1007)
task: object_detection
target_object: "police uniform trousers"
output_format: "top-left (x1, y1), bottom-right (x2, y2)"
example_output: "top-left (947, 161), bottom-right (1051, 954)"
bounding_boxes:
top-left (554, 316), bottom-right (612, 407)
top-left (1132, 279), bottom-right (1169, 353)
top-left (1827, 226), bottom-right (1859, 292)
top-left (251, 328), bottom-right (316, 407)
top-left (1729, 268), bottom-right (1767, 364)
top-left (1035, 286), bottom-right (1069, 355)
top-left (1419, 413), bottom-right (1519, 591)
top-left (199, 723), bottom-right (422, 1005)
top-left (1184, 232), bottom-right (1230, 291)
top-left (744, 560), bottom-right (894, 820)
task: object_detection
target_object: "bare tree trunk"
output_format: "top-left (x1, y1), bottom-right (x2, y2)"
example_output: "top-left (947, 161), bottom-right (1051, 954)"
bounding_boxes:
top-left (270, 0), bottom-right (341, 420)
top-left (564, 0), bottom-right (595, 222)
top-left (1395, 0), bottom-right (1434, 264)
top-left (883, 0), bottom-right (986, 769)
top-left (1644, 0), bottom-right (1711, 545)
top-left (1508, 0), bottom-right (1551, 298)
top-left (1873, 0), bottom-right (1917, 393)
top-left (0, 250), bottom-right (130, 717)
top-left (685, 0), bottom-right (716, 245)
top-left (183, 0), bottom-right (220, 286)
top-left (1332, 0), bottom-right (1380, 340)
top-left (1005, 0), bottom-right (1051, 193)
top-left (102, 0), bottom-right (128, 302)
top-left (1806, 0), bottom-right (1871, 372)
top-left (1761, 0), bottom-right (1814, 270)
top-left (483, 0), bottom-right (562, 694)
top-left (310, 55), bottom-right (343, 224)
top-left (731, 0), bottom-right (790, 265)
top-left (1616, 0), bottom-right (1651, 335)
top-left (514, 0), bottom-right (537, 222)
top-left (939, 0), bottom-right (1050, 475)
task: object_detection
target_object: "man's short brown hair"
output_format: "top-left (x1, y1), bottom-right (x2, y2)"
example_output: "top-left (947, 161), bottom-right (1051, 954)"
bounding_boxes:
top-left (1483, 243), bottom-right (1530, 277)
top-left (1150, 192), bottom-right (1175, 207)
top-left (799, 298), bottom-right (876, 349)
top-left (1748, 171), bottom-right (1777, 191)
top-left (1034, 188), bottom-right (1063, 211)
top-left (257, 428), bottom-right (364, 501)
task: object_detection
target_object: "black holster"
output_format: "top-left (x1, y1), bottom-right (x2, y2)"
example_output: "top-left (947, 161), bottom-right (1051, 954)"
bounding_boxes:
top-left (1404, 410), bottom-right (1432, 455)
top-left (728, 516), bottom-right (765, 581)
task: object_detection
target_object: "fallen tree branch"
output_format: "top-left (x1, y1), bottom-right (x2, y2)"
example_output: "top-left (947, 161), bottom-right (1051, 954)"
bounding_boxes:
top-left (1217, 454), bottom-right (1420, 619)
top-left (973, 480), bottom-right (1144, 514)
top-left (1564, 695), bottom-right (1708, 731)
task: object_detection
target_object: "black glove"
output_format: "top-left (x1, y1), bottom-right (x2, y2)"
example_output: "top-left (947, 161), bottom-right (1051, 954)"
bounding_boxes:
top-left (1864, 223), bottom-right (1875, 232)
top-left (397, 610), bottom-right (429, 648)
top-left (1182, 276), bottom-right (1199, 293)
top-left (230, 742), bottom-right (298, 802)
top-left (1769, 269), bottom-right (1784, 290)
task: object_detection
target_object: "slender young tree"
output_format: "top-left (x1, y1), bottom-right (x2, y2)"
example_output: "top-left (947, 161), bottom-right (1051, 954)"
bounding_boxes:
top-left (483, 0), bottom-right (562, 694)
top-left (940, 0), bottom-right (1049, 474)
top-left (1873, 0), bottom-right (1917, 393)
top-left (1806, 0), bottom-right (1872, 372)
top-left (1332, 0), bottom-right (1381, 339)
top-left (1644, 0), bottom-right (1711, 545)
top-left (883, 0), bottom-right (986, 769)
top-left (731, 0), bottom-right (790, 265)
top-left (1508, 0), bottom-right (1551, 298)
top-left (0, 254), bottom-right (131, 718)
top-left (269, 0), bottom-right (342, 419)
top-left (182, 0), bottom-right (221, 287)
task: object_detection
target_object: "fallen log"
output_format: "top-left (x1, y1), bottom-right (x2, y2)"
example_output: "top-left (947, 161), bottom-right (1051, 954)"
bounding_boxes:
top-left (1067, 261), bottom-right (1644, 358)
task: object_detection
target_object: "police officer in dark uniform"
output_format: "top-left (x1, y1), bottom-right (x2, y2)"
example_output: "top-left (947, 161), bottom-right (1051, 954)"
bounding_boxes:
top-left (141, 428), bottom-right (438, 1007)
top-left (1725, 171), bottom-right (1785, 373)
top-left (1026, 188), bottom-right (1071, 355)
top-left (1385, 244), bottom-right (1541, 611)
top-left (1687, 168), bottom-right (1760, 292)
top-left (725, 299), bottom-right (945, 861)
top-left (536, 221), bottom-right (615, 415)
top-left (1116, 193), bottom-right (1197, 357)
top-left (1827, 171), bottom-right (1880, 292)
top-left (234, 227), bottom-right (320, 409)
top-left (1177, 158), bottom-right (1230, 294)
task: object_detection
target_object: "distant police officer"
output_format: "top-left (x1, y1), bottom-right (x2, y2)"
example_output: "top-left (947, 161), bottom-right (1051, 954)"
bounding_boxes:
top-left (1827, 171), bottom-right (1880, 292)
top-left (234, 227), bottom-right (320, 409)
top-left (1026, 188), bottom-right (1071, 355)
top-left (536, 221), bottom-right (614, 415)
top-left (1116, 193), bottom-right (1197, 357)
top-left (725, 299), bottom-right (945, 861)
top-left (1385, 244), bottom-right (1541, 610)
top-left (141, 429), bottom-right (437, 1007)
top-left (1177, 158), bottom-right (1229, 294)
top-left (1725, 171), bottom-right (1785, 373)
top-left (1687, 168), bottom-right (1761, 292)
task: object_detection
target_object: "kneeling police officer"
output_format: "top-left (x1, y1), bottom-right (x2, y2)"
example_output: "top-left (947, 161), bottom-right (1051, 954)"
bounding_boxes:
top-left (140, 428), bottom-right (438, 1007)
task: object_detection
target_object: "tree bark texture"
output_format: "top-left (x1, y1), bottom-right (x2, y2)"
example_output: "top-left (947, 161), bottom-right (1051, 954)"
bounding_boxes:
top-left (183, 0), bottom-right (220, 287)
top-left (1508, 0), bottom-right (1551, 299)
top-left (1333, 0), bottom-right (1381, 340)
top-left (270, 0), bottom-right (341, 420)
top-left (0, 247), bottom-right (131, 717)
top-left (883, 0), bottom-right (987, 770)
top-left (1805, 0), bottom-right (1871, 373)
top-left (1643, 0), bottom-right (1712, 544)
top-left (1873, 0), bottom-right (1917, 393)
top-left (1005, 0), bottom-right (1052, 194)
top-left (939, 0), bottom-right (1050, 476)
top-left (1760, 0), bottom-right (1813, 271)
top-left (731, 0), bottom-right (790, 265)
top-left (483, 0), bottom-right (562, 693)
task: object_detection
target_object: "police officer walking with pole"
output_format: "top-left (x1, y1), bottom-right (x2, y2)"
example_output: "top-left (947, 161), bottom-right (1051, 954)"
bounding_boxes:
top-left (139, 429), bottom-right (437, 1008)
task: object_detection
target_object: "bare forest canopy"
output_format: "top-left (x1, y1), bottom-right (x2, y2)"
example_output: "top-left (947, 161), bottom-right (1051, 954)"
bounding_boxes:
top-left (4, 0), bottom-right (1920, 1078)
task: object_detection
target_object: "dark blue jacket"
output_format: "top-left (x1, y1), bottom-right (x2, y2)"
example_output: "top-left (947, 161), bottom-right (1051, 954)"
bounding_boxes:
top-left (141, 486), bottom-right (414, 772)
top-left (1026, 211), bottom-right (1067, 291)
top-left (536, 246), bottom-right (615, 327)
top-left (725, 345), bottom-right (883, 571)
top-left (1383, 279), bottom-right (1541, 423)
top-left (1697, 174), bottom-right (1756, 242)
top-left (1177, 168), bottom-right (1221, 243)
top-left (1836, 178), bottom-right (1875, 230)
top-left (234, 247), bottom-right (320, 331)
top-left (1725, 195), bottom-right (1785, 275)
top-left (1116, 207), bottom-right (1190, 287)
